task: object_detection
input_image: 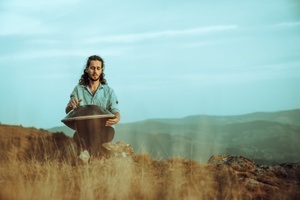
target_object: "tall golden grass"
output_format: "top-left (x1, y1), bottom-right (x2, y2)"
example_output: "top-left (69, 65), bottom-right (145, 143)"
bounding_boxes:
top-left (0, 124), bottom-right (298, 199)
top-left (1, 153), bottom-right (298, 200)
top-left (0, 154), bottom-right (218, 200)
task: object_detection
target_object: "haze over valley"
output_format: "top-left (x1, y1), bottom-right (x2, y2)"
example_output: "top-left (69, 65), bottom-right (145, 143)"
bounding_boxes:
top-left (50, 108), bottom-right (300, 165)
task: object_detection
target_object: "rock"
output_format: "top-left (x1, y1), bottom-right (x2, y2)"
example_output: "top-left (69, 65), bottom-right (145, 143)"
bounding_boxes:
top-left (78, 150), bottom-right (90, 164)
top-left (279, 163), bottom-right (300, 182)
top-left (208, 154), bottom-right (256, 171)
top-left (207, 154), bottom-right (300, 199)
top-left (102, 141), bottom-right (134, 158)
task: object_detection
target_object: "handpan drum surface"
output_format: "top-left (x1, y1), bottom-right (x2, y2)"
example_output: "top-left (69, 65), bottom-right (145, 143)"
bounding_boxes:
top-left (61, 105), bottom-right (115, 130)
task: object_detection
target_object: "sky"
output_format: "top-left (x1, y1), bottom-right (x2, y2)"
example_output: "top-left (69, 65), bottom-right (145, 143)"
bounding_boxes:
top-left (0, 0), bottom-right (300, 129)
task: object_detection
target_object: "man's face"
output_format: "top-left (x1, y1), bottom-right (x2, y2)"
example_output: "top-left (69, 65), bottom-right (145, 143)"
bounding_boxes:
top-left (86, 60), bottom-right (103, 82)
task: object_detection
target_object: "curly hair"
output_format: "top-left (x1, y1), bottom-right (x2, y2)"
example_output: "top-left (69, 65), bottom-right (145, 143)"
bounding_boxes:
top-left (79, 55), bottom-right (107, 85)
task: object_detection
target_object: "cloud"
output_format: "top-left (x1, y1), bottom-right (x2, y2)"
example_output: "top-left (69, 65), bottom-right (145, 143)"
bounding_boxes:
top-left (273, 21), bottom-right (300, 28)
top-left (0, 0), bottom-right (83, 36)
top-left (182, 40), bottom-right (229, 48)
top-left (85, 25), bottom-right (238, 44)
top-left (4, 0), bottom-right (82, 11)
top-left (0, 48), bottom-right (126, 61)
top-left (0, 12), bottom-right (55, 36)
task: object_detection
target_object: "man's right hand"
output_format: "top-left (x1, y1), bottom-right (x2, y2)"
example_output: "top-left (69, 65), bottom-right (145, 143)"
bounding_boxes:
top-left (69, 98), bottom-right (82, 109)
top-left (66, 98), bottom-right (82, 113)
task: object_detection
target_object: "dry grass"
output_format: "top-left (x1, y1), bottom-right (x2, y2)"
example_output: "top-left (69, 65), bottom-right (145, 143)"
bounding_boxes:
top-left (2, 154), bottom-right (297, 200)
top-left (0, 155), bottom-right (219, 200)
top-left (0, 124), bottom-right (298, 200)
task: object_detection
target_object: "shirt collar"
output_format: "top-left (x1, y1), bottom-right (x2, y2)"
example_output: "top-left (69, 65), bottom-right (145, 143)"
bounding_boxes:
top-left (84, 84), bottom-right (104, 90)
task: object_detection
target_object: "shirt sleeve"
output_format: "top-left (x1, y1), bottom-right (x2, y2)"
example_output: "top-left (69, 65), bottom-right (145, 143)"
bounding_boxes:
top-left (109, 88), bottom-right (120, 114)
top-left (70, 86), bottom-right (79, 100)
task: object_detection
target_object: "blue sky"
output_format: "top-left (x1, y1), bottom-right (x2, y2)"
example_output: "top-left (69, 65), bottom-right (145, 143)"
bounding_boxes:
top-left (0, 0), bottom-right (300, 129)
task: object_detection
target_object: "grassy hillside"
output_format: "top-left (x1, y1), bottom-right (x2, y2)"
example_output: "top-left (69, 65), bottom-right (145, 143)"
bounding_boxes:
top-left (50, 109), bottom-right (300, 164)
top-left (0, 124), bottom-right (75, 161)
top-left (0, 124), bottom-right (299, 199)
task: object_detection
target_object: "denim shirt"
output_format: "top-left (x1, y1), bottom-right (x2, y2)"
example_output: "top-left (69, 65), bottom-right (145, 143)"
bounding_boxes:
top-left (70, 84), bottom-right (120, 114)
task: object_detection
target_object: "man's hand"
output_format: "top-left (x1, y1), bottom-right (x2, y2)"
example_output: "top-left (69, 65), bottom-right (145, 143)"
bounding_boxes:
top-left (106, 112), bottom-right (120, 126)
top-left (69, 98), bottom-right (82, 109)
top-left (65, 98), bottom-right (82, 113)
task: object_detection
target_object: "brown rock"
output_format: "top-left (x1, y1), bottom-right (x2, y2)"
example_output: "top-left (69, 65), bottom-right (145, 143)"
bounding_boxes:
top-left (102, 141), bottom-right (134, 158)
top-left (208, 154), bottom-right (300, 199)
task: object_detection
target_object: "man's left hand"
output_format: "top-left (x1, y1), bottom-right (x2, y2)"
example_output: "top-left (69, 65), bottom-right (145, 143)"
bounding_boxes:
top-left (105, 112), bottom-right (120, 126)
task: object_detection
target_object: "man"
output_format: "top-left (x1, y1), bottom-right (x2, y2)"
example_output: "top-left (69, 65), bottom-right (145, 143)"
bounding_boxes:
top-left (65, 55), bottom-right (120, 158)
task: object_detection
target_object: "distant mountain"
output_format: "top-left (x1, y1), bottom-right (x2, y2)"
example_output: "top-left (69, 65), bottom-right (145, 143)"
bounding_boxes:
top-left (49, 109), bottom-right (300, 164)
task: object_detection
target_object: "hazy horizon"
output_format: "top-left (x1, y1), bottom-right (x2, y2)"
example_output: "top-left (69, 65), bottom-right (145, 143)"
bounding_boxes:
top-left (1, 0), bottom-right (300, 129)
top-left (8, 107), bottom-right (300, 129)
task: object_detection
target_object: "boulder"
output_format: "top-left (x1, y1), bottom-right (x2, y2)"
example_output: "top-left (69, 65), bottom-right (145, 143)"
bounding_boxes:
top-left (102, 141), bottom-right (134, 158)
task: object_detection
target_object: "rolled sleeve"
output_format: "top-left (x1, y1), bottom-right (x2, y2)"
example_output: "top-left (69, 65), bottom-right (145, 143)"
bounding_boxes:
top-left (109, 89), bottom-right (120, 114)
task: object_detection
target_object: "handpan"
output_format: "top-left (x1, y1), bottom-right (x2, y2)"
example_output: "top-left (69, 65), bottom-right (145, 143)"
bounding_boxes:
top-left (61, 105), bottom-right (115, 156)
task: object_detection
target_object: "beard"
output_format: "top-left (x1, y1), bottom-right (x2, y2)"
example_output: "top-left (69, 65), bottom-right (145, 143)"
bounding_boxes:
top-left (88, 74), bottom-right (100, 82)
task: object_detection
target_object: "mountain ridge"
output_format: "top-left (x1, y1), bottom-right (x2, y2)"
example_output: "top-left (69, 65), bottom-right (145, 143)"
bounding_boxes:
top-left (48, 109), bottom-right (300, 164)
top-left (49, 108), bottom-right (300, 135)
top-left (140, 108), bottom-right (300, 126)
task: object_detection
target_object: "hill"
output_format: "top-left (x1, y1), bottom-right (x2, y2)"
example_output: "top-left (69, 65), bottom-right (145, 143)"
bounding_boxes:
top-left (0, 124), bottom-right (299, 199)
top-left (0, 124), bottom-right (74, 161)
top-left (50, 109), bottom-right (300, 164)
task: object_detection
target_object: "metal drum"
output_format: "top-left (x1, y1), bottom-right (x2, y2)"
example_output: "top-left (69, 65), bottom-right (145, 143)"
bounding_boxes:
top-left (61, 105), bottom-right (115, 156)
